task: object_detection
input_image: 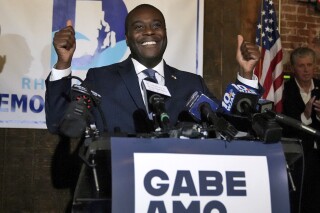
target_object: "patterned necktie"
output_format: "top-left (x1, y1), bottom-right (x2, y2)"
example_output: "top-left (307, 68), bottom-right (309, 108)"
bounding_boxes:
top-left (143, 69), bottom-right (158, 83)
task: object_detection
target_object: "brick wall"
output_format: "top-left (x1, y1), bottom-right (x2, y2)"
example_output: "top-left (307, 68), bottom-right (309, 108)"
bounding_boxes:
top-left (276, 0), bottom-right (320, 74)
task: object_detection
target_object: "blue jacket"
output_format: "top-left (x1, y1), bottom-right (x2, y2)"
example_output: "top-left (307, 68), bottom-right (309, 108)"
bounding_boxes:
top-left (45, 57), bottom-right (215, 134)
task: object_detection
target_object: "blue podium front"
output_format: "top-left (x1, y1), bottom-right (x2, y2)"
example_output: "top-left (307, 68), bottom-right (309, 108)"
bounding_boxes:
top-left (111, 138), bottom-right (290, 213)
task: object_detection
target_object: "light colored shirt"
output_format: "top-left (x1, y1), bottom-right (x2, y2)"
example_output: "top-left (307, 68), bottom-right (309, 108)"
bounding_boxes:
top-left (295, 78), bottom-right (314, 125)
top-left (50, 59), bottom-right (259, 104)
top-left (237, 72), bottom-right (259, 89)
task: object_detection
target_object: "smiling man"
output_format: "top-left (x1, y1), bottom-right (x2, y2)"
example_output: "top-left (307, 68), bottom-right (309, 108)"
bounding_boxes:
top-left (45, 4), bottom-right (261, 135)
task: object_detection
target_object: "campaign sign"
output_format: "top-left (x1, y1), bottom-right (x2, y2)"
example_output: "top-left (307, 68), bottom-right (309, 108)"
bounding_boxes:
top-left (111, 138), bottom-right (290, 213)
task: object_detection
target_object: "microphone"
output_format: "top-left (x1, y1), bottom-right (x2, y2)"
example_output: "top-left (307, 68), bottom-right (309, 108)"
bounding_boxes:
top-left (71, 84), bottom-right (102, 107)
top-left (266, 109), bottom-right (320, 138)
top-left (256, 99), bottom-right (320, 140)
top-left (219, 83), bottom-right (260, 132)
top-left (59, 98), bottom-right (91, 138)
top-left (186, 91), bottom-right (219, 122)
top-left (221, 83), bottom-right (260, 116)
top-left (59, 76), bottom-right (105, 138)
top-left (256, 98), bottom-right (274, 113)
top-left (186, 91), bottom-right (238, 141)
top-left (141, 78), bottom-right (172, 132)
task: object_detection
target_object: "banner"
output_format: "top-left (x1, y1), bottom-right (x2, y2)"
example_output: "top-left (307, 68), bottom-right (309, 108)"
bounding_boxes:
top-left (0, 0), bottom-right (204, 129)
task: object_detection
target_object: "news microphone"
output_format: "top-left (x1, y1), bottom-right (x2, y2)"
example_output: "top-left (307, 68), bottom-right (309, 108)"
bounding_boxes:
top-left (256, 98), bottom-right (274, 113)
top-left (59, 76), bottom-right (106, 138)
top-left (186, 91), bottom-right (219, 122)
top-left (59, 93), bottom-right (92, 138)
top-left (71, 84), bottom-right (102, 107)
top-left (186, 91), bottom-right (238, 141)
top-left (256, 99), bottom-right (320, 138)
top-left (222, 83), bottom-right (260, 116)
top-left (266, 109), bottom-right (320, 138)
top-left (142, 78), bottom-right (172, 131)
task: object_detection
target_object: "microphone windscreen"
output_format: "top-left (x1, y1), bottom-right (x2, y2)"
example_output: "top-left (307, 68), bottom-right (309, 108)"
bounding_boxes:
top-left (186, 91), bottom-right (219, 122)
top-left (221, 83), bottom-right (259, 115)
top-left (59, 100), bottom-right (89, 138)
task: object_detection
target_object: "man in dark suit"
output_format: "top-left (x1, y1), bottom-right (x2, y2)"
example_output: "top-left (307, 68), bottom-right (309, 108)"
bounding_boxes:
top-left (45, 4), bottom-right (261, 135)
top-left (46, 5), bottom-right (261, 211)
top-left (283, 47), bottom-right (320, 133)
top-left (282, 47), bottom-right (320, 213)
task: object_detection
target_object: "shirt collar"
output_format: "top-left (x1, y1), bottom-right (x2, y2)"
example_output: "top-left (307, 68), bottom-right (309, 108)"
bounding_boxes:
top-left (131, 58), bottom-right (164, 78)
top-left (295, 78), bottom-right (314, 93)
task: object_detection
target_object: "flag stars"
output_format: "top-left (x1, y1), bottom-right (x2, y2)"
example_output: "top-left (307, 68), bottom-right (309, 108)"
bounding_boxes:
top-left (256, 0), bottom-right (280, 49)
top-left (265, 26), bottom-right (271, 32)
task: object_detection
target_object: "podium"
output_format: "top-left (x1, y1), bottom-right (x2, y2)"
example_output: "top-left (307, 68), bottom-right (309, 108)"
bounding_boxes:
top-left (72, 137), bottom-right (296, 213)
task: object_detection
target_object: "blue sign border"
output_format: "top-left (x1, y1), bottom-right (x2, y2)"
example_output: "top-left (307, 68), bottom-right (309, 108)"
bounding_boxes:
top-left (111, 138), bottom-right (290, 213)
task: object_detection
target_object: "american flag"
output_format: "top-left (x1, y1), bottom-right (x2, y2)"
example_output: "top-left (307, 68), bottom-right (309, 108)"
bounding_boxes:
top-left (254, 0), bottom-right (283, 112)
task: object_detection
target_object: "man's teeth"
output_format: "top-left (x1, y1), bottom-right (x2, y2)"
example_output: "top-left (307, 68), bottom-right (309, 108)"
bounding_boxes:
top-left (142, 41), bottom-right (156, 46)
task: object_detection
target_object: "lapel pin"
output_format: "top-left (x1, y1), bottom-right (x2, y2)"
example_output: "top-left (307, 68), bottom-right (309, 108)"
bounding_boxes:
top-left (171, 75), bottom-right (177, 80)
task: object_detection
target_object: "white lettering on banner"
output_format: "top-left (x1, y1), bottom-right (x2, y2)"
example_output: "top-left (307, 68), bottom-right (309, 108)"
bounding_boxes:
top-left (232, 84), bottom-right (256, 94)
top-left (221, 90), bottom-right (235, 111)
top-left (134, 153), bottom-right (271, 213)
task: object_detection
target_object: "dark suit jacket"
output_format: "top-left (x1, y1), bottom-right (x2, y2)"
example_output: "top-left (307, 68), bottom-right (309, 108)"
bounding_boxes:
top-left (45, 57), bottom-right (216, 134)
top-left (282, 77), bottom-right (320, 142)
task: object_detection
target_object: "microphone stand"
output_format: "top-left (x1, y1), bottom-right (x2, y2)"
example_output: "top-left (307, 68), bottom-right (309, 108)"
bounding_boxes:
top-left (78, 125), bottom-right (102, 192)
top-left (286, 163), bottom-right (296, 192)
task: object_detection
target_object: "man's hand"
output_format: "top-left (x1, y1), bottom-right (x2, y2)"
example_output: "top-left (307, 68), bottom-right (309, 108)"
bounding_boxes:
top-left (0, 55), bottom-right (6, 73)
top-left (304, 96), bottom-right (316, 119)
top-left (53, 20), bottom-right (76, 69)
top-left (236, 35), bottom-right (261, 79)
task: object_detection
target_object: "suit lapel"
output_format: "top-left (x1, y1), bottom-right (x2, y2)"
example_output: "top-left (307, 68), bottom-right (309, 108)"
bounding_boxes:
top-left (164, 63), bottom-right (179, 108)
top-left (164, 62), bottom-right (177, 96)
top-left (118, 58), bottom-right (146, 110)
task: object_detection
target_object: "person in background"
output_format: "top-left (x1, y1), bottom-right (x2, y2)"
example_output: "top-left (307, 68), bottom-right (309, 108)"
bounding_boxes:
top-left (282, 46), bottom-right (320, 213)
top-left (45, 4), bottom-right (261, 136)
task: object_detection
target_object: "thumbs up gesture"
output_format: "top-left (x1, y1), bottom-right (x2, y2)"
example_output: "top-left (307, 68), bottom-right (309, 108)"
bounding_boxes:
top-left (236, 35), bottom-right (261, 79)
top-left (53, 20), bottom-right (76, 69)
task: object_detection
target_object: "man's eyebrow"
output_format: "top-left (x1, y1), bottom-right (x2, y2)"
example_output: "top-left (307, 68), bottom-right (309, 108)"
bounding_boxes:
top-left (131, 18), bottom-right (163, 25)
top-left (130, 20), bottom-right (143, 26)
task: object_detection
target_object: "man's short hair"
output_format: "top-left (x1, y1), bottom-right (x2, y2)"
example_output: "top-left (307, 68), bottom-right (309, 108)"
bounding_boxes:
top-left (124, 4), bottom-right (166, 35)
top-left (290, 47), bottom-right (316, 66)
